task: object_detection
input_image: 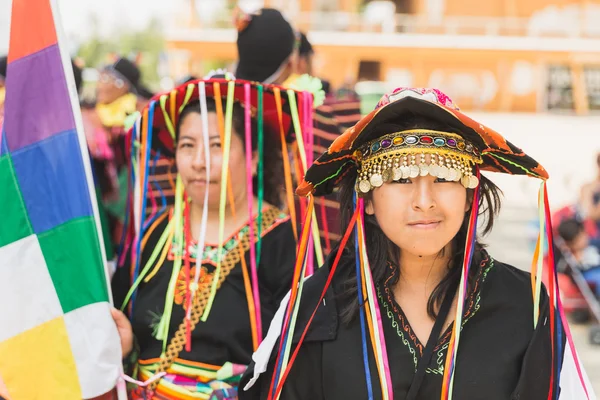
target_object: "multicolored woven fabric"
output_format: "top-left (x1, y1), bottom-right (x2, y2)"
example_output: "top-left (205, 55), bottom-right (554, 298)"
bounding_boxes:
top-left (134, 360), bottom-right (246, 400)
top-left (0, 0), bottom-right (121, 398)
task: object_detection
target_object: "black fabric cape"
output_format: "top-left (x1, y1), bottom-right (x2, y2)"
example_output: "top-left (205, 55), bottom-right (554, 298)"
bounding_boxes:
top-left (112, 208), bottom-right (297, 368)
top-left (240, 248), bottom-right (569, 400)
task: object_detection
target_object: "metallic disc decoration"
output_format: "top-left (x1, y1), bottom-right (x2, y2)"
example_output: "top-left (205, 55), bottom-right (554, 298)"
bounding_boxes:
top-left (429, 164), bottom-right (440, 177)
top-left (370, 173), bottom-right (384, 188)
top-left (409, 165), bottom-right (420, 178)
top-left (468, 175), bottom-right (480, 189)
top-left (392, 167), bottom-right (403, 181)
top-left (359, 179), bottom-right (372, 193)
top-left (461, 175), bottom-right (470, 188)
top-left (447, 168), bottom-right (458, 181)
top-left (419, 164), bottom-right (429, 176)
top-left (437, 165), bottom-right (449, 179)
top-left (454, 170), bottom-right (463, 182)
top-left (400, 165), bottom-right (411, 179)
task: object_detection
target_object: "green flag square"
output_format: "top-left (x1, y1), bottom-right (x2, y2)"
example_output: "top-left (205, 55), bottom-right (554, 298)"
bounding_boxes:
top-left (38, 217), bottom-right (108, 313)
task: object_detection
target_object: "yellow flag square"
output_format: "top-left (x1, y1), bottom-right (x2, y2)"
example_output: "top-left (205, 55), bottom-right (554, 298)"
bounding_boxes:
top-left (0, 316), bottom-right (82, 399)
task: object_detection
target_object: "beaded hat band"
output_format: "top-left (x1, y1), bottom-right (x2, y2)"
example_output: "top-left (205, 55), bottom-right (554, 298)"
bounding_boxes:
top-left (354, 129), bottom-right (483, 194)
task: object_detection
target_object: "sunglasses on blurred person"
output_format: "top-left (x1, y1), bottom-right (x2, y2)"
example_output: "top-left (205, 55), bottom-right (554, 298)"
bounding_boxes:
top-left (99, 72), bottom-right (128, 90)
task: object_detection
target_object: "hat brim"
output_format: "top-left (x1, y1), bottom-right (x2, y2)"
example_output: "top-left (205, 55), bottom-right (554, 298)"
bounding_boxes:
top-left (297, 96), bottom-right (549, 197)
top-left (136, 83), bottom-right (154, 100)
top-left (140, 78), bottom-right (304, 159)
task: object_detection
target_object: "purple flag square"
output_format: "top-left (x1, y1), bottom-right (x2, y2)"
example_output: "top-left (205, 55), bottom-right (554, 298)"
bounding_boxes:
top-left (4, 44), bottom-right (75, 152)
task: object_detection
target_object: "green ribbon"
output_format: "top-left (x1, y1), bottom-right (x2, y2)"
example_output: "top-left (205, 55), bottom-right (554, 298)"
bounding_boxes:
top-left (257, 85), bottom-right (264, 265)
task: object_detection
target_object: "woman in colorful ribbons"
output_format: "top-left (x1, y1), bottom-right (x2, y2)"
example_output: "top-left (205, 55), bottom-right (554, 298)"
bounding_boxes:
top-left (240, 87), bottom-right (596, 400)
top-left (111, 76), bottom-right (319, 399)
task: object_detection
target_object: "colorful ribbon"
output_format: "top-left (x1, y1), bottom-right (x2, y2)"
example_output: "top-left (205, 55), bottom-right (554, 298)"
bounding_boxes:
top-left (269, 199), bottom-right (360, 399)
top-left (269, 197), bottom-right (315, 400)
top-left (203, 81), bottom-right (235, 321)
top-left (273, 88), bottom-right (297, 241)
top-left (357, 197), bottom-right (393, 399)
top-left (354, 195), bottom-right (374, 399)
top-left (245, 82), bottom-right (263, 344)
top-left (257, 85), bottom-right (265, 268)
top-left (287, 90), bottom-right (324, 271)
top-left (441, 168), bottom-right (481, 400)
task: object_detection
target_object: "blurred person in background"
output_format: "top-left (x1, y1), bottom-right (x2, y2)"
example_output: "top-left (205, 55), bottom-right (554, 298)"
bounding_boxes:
top-left (558, 218), bottom-right (600, 298)
top-left (580, 152), bottom-right (600, 249)
top-left (293, 33), bottom-right (361, 131)
top-left (296, 32), bottom-right (314, 77)
top-left (69, 58), bottom-right (121, 274)
top-left (82, 56), bottom-right (149, 253)
top-left (293, 32), bottom-right (333, 95)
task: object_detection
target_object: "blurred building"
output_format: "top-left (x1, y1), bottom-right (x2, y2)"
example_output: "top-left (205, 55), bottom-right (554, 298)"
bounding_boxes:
top-left (166, 0), bottom-right (600, 113)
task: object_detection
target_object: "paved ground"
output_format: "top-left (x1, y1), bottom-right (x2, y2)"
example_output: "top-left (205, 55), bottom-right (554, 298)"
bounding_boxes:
top-left (476, 112), bottom-right (600, 395)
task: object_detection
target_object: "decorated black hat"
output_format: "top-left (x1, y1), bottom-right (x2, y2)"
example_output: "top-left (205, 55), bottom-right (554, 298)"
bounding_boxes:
top-left (297, 87), bottom-right (549, 197)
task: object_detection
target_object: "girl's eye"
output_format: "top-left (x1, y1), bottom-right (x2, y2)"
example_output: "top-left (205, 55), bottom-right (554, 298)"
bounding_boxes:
top-left (179, 142), bottom-right (193, 149)
top-left (435, 177), bottom-right (452, 183)
top-left (210, 142), bottom-right (221, 148)
top-left (393, 178), bottom-right (411, 184)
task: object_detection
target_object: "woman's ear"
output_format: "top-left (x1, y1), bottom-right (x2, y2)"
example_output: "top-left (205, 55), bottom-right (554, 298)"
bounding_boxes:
top-left (465, 189), bottom-right (474, 213)
top-left (365, 198), bottom-right (375, 215)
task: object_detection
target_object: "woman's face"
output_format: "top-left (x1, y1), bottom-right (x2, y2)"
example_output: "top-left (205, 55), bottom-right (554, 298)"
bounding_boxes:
top-left (365, 170), bottom-right (470, 258)
top-left (176, 111), bottom-right (255, 210)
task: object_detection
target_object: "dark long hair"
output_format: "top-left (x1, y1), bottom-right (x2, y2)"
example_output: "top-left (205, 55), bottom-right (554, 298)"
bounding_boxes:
top-left (176, 99), bottom-right (284, 208)
top-left (338, 113), bottom-right (503, 324)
